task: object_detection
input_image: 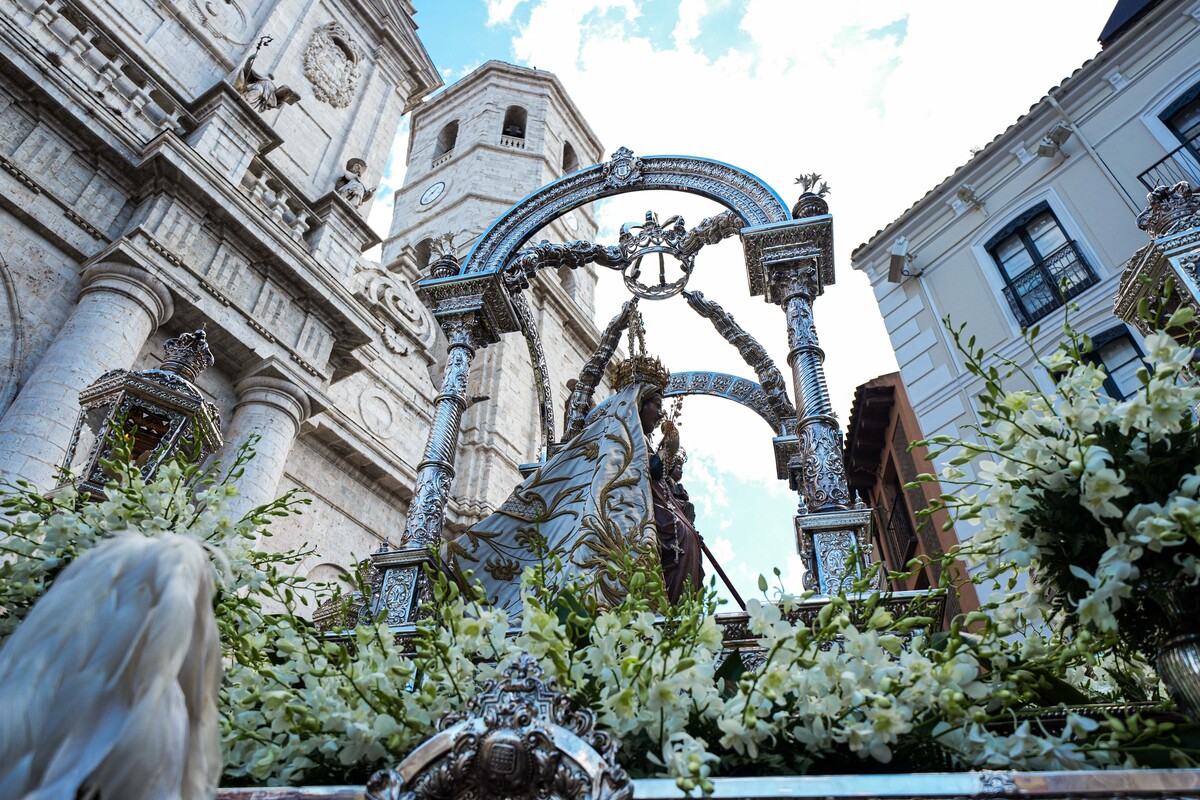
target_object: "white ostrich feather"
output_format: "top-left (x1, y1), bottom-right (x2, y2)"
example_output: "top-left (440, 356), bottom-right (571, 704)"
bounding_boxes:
top-left (0, 532), bottom-right (222, 800)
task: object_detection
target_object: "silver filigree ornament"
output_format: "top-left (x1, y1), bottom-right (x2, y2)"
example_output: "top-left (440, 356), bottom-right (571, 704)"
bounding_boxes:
top-left (602, 146), bottom-right (642, 189)
top-left (57, 329), bottom-right (223, 500)
top-left (303, 22), bottom-right (365, 108)
top-left (617, 211), bottom-right (694, 299)
top-left (365, 654), bottom-right (632, 800)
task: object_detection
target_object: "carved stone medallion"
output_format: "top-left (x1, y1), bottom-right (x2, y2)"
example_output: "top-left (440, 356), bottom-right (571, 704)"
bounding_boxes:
top-left (186, 0), bottom-right (251, 44)
top-left (303, 22), bottom-right (365, 108)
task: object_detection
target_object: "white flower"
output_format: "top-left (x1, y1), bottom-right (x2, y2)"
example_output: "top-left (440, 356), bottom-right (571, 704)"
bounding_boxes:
top-left (1080, 468), bottom-right (1131, 520)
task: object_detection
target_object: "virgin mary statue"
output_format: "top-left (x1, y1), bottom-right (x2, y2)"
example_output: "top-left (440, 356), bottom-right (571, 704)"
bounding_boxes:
top-left (444, 352), bottom-right (704, 618)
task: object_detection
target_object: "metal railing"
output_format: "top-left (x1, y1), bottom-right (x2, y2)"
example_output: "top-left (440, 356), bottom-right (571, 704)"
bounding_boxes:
top-left (1139, 132), bottom-right (1200, 190)
top-left (1001, 240), bottom-right (1099, 328)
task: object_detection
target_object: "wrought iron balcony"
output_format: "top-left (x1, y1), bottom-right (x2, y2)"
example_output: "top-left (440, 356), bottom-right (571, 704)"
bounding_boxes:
top-left (1138, 133), bottom-right (1200, 190)
top-left (1001, 240), bottom-right (1099, 328)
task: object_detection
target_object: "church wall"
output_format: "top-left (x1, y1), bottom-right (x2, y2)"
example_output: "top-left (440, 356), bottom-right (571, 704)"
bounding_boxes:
top-left (0, 0), bottom-right (445, 569)
top-left (276, 436), bottom-right (402, 564)
top-left (0, 10), bottom-right (612, 590)
top-left (84, 0), bottom-right (260, 96)
top-left (0, 206), bottom-right (80, 418)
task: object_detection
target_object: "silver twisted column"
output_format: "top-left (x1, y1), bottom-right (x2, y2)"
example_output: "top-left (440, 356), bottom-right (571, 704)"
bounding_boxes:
top-left (743, 191), bottom-right (871, 595)
top-left (403, 314), bottom-right (484, 548)
top-left (369, 313), bottom-right (484, 632)
top-left (772, 265), bottom-right (852, 513)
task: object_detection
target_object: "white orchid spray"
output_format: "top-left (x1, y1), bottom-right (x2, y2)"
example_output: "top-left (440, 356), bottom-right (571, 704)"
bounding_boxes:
top-left (913, 305), bottom-right (1200, 659)
top-left (5, 413), bottom-right (1200, 795)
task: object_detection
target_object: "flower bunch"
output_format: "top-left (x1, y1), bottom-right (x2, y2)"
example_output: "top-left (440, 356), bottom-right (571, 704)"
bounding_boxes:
top-left (915, 309), bottom-right (1200, 656)
top-left (4, 422), bottom-right (1198, 795)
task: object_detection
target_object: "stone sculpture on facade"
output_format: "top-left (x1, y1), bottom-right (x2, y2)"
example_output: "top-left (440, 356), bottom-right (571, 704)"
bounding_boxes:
top-left (335, 158), bottom-right (376, 209)
top-left (304, 22), bottom-right (365, 108)
top-left (236, 36), bottom-right (301, 112)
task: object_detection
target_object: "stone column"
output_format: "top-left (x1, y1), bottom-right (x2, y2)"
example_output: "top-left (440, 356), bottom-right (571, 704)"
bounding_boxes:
top-left (0, 262), bottom-right (173, 489)
top-left (220, 375), bottom-right (311, 521)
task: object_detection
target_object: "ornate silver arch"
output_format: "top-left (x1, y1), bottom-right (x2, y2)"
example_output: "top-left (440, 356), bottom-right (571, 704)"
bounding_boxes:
top-left (460, 148), bottom-right (790, 277)
top-left (664, 371), bottom-right (782, 434)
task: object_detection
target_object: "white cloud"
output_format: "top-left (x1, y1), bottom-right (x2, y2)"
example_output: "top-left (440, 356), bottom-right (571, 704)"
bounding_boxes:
top-left (495, 0), bottom-right (1112, 469)
top-left (485, 0), bottom-right (528, 27)
top-left (708, 535), bottom-right (734, 565)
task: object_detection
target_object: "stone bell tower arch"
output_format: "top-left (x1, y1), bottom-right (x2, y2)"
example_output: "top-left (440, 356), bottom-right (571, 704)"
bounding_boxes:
top-left (381, 61), bottom-right (607, 528)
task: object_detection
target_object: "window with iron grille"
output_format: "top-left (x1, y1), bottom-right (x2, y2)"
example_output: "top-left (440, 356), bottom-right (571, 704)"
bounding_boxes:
top-left (986, 203), bottom-right (1099, 327)
top-left (1139, 80), bottom-right (1200, 189)
top-left (1162, 80), bottom-right (1200, 143)
top-left (1085, 327), bottom-right (1144, 402)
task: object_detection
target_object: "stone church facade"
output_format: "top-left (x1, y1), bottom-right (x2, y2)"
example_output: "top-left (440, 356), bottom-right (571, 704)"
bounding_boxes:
top-left (0, 0), bottom-right (605, 583)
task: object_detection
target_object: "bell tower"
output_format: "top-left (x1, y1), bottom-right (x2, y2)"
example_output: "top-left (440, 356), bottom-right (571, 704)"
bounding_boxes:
top-left (381, 61), bottom-right (606, 527)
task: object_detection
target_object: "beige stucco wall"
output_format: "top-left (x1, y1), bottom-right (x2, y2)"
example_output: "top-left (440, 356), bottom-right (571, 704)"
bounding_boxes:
top-left (852, 1), bottom-right (1200, 549)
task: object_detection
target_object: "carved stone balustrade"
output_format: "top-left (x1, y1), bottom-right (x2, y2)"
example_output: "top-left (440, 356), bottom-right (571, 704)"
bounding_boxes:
top-left (240, 157), bottom-right (317, 242)
top-left (0, 0), bottom-right (191, 140)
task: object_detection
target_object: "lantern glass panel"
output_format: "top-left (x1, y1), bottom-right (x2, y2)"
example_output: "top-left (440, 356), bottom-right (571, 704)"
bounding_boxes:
top-left (67, 403), bottom-right (113, 480)
top-left (123, 406), bottom-right (175, 469)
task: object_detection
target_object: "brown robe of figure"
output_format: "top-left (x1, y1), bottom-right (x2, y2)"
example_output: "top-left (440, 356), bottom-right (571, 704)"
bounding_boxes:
top-left (650, 475), bottom-right (704, 603)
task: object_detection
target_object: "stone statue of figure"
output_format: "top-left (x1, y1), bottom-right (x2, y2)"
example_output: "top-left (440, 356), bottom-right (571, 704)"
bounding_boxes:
top-left (335, 158), bottom-right (376, 209)
top-left (236, 36), bottom-right (301, 112)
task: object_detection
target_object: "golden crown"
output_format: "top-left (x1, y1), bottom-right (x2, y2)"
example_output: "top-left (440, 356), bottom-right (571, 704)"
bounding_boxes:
top-left (613, 309), bottom-right (670, 392)
top-left (614, 353), bottom-right (670, 392)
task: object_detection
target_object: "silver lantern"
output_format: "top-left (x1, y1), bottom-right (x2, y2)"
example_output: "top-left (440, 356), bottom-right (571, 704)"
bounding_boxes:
top-left (58, 329), bottom-right (223, 498)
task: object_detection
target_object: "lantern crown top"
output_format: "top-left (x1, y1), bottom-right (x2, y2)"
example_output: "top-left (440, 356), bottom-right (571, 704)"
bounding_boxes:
top-left (160, 329), bottom-right (215, 382)
top-left (1137, 181), bottom-right (1200, 239)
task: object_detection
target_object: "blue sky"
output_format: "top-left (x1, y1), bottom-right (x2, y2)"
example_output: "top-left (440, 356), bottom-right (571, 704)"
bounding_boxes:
top-left (372, 0), bottom-right (1118, 602)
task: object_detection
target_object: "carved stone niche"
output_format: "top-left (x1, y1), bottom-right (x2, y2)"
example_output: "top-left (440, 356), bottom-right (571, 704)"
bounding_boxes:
top-left (365, 654), bottom-right (632, 800)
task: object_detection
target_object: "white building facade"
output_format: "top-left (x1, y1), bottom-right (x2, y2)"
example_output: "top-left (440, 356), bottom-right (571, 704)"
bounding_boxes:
top-left (851, 0), bottom-right (1200, 500)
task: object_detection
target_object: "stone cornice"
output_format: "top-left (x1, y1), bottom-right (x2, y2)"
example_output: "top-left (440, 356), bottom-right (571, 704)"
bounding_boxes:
top-left (340, 0), bottom-right (441, 111)
top-left (185, 82), bottom-right (283, 156)
top-left (310, 192), bottom-right (384, 253)
top-left (131, 136), bottom-right (378, 344)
